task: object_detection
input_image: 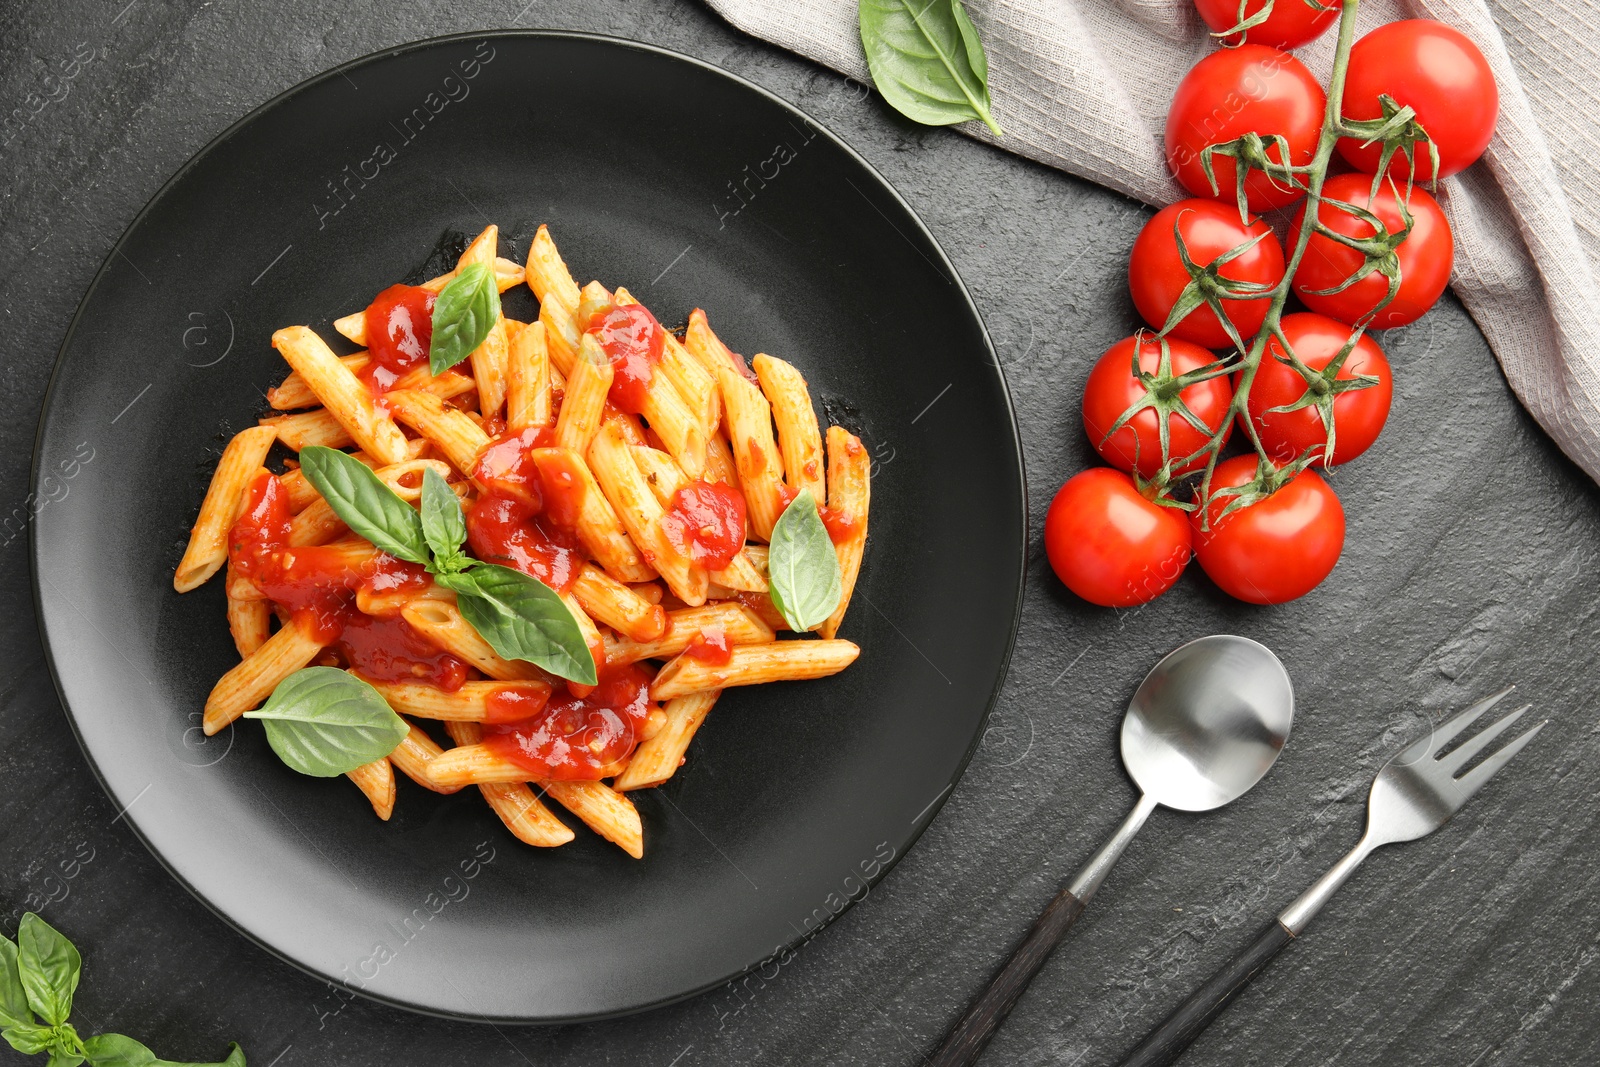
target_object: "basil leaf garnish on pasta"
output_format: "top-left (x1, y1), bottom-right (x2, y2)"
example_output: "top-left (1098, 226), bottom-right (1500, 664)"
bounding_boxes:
top-left (419, 467), bottom-right (471, 574)
top-left (245, 668), bottom-right (408, 777)
top-left (448, 564), bottom-right (598, 685)
top-left (767, 489), bottom-right (842, 632)
top-left (298, 446), bottom-right (430, 565)
top-left (429, 262), bottom-right (500, 375)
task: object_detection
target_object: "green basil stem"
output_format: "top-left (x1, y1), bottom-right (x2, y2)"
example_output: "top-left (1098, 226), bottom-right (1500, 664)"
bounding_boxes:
top-left (1197, 0), bottom-right (1363, 510)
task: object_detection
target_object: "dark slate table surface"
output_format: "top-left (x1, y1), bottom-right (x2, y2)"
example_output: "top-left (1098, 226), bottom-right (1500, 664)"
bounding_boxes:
top-left (4, 2), bottom-right (1598, 1065)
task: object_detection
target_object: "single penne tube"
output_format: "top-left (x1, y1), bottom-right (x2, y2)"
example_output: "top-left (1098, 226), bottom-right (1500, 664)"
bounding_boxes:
top-left (258, 408), bottom-right (353, 451)
top-left (543, 781), bottom-right (643, 859)
top-left (651, 639), bottom-right (860, 701)
top-left (203, 616), bottom-right (332, 734)
top-left (573, 563), bottom-right (667, 643)
top-left (366, 678), bottom-right (554, 722)
top-left (334, 259), bottom-right (526, 345)
top-left (715, 360), bottom-right (787, 541)
top-left (346, 757), bottom-right (397, 820)
top-left (382, 389), bottom-right (490, 479)
top-left (443, 721), bottom-right (574, 847)
top-left (555, 334), bottom-right (614, 455)
top-left (588, 420), bottom-right (706, 605)
top-left (268, 352), bottom-right (370, 410)
top-left (614, 287), bottom-right (717, 435)
top-left (704, 430), bottom-right (740, 489)
top-left (565, 452), bottom-right (657, 584)
top-left (561, 593), bottom-right (605, 694)
top-left (387, 364), bottom-right (478, 400)
top-left (684, 308), bottom-right (752, 379)
top-left (287, 458), bottom-right (447, 547)
top-left (278, 438), bottom-right (430, 512)
top-left (821, 425), bottom-right (871, 639)
top-left (225, 564), bottom-right (271, 658)
top-left (174, 425), bottom-right (277, 592)
top-left (710, 552), bottom-right (767, 593)
top-left (272, 326), bottom-right (409, 466)
top-left (615, 690), bottom-right (721, 791)
top-left (388, 722), bottom-right (463, 795)
top-left (630, 446), bottom-right (765, 593)
top-left (506, 320), bottom-right (552, 432)
top-left (400, 600), bottom-right (546, 681)
top-left (525, 224), bottom-right (582, 311)
top-left (540, 298), bottom-right (581, 378)
top-left (638, 371), bottom-right (707, 480)
top-left (754, 353), bottom-right (826, 505)
top-left (603, 603), bottom-right (775, 667)
top-left (426, 743), bottom-right (535, 786)
top-left (355, 579), bottom-right (454, 618)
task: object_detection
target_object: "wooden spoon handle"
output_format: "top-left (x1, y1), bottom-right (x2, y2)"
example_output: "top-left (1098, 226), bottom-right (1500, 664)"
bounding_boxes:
top-left (926, 885), bottom-right (1088, 1067)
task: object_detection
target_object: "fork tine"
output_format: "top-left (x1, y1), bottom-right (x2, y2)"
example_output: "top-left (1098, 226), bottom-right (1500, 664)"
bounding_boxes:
top-left (1401, 687), bottom-right (1516, 761)
top-left (1439, 704), bottom-right (1533, 774)
top-left (1454, 719), bottom-right (1547, 800)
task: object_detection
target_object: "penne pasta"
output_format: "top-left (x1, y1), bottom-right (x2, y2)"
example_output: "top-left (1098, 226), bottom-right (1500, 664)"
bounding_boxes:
top-left (572, 562), bottom-right (667, 643)
top-left (174, 425), bottom-right (277, 592)
top-left (588, 420), bottom-right (706, 605)
top-left (555, 334), bottom-right (614, 456)
top-left (355, 579), bottom-right (453, 618)
top-left (704, 430), bottom-right (741, 489)
top-left (387, 722), bottom-right (463, 795)
top-left (271, 326), bottom-right (409, 465)
top-left (602, 603), bottom-right (775, 667)
top-left (615, 690), bottom-right (721, 791)
top-left (346, 757), bottom-right (397, 820)
top-left (630, 445), bottom-right (765, 592)
top-left (443, 722), bottom-right (573, 847)
top-left (525, 224), bottom-right (583, 311)
top-left (543, 782), bottom-right (643, 859)
top-left (225, 563), bottom-right (271, 657)
top-left (203, 616), bottom-right (333, 734)
top-left (268, 352), bottom-right (370, 410)
top-left (614, 287), bottom-right (718, 436)
top-left (506, 320), bottom-right (552, 432)
top-left (821, 425), bottom-right (871, 639)
top-left (381, 389), bottom-right (491, 479)
top-left (425, 743), bottom-right (535, 786)
top-left (715, 359), bottom-right (787, 541)
top-left (400, 600), bottom-right (548, 682)
top-left (258, 408), bottom-right (352, 451)
top-left (364, 679), bottom-right (554, 722)
top-left (754, 353), bottom-right (826, 505)
top-left (651, 639), bottom-right (860, 701)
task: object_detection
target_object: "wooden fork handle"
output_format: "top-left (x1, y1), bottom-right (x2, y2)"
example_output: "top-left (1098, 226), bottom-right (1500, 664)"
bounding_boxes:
top-left (927, 886), bottom-right (1087, 1067)
top-left (1115, 920), bottom-right (1295, 1067)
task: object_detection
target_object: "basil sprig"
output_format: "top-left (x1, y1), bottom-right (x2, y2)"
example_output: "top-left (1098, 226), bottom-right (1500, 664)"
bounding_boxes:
top-left (768, 490), bottom-right (843, 632)
top-left (429, 262), bottom-right (500, 375)
top-left (292, 448), bottom-right (595, 684)
top-left (858, 0), bottom-right (1002, 136)
top-left (1, 914), bottom-right (244, 1066)
top-left (298, 446), bottom-right (429, 565)
top-left (244, 668), bottom-right (409, 777)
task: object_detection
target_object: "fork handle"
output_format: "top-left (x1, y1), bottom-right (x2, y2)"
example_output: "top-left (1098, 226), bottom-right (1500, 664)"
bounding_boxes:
top-left (1114, 920), bottom-right (1294, 1067)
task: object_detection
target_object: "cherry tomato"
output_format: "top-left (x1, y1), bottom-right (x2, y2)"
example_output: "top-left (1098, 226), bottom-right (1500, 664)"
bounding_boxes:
top-left (1290, 173), bottom-right (1452, 328)
top-left (1338, 20), bottom-right (1498, 182)
top-left (1043, 469), bottom-right (1192, 608)
top-left (1129, 199), bottom-right (1286, 349)
top-left (1192, 455), bottom-right (1344, 603)
top-left (1082, 334), bottom-right (1233, 476)
top-left (1166, 45), bottom-right (1326, 212)
top-left (1194, 0), bottom-right (1338, 48)
top-left (1242, 313), bottom-right (1393, 465)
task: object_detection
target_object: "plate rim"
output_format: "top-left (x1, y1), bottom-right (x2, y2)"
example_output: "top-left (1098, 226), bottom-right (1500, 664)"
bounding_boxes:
top-left (30, 27), bottom-right (1029, 1024)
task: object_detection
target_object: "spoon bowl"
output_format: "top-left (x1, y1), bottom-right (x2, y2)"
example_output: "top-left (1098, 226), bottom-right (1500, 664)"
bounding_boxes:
top-left (1122, 634), bottom-right (1295, 812)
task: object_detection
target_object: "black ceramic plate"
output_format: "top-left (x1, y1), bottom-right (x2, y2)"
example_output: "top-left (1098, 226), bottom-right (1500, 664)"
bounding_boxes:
top-left (31, 31), bottom-right (1024, 1022)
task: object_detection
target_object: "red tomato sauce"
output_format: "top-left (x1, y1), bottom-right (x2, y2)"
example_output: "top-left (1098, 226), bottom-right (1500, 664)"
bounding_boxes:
top-left (362, 284), bottom-right (436, 392)
top-left (685, 623), bottom-right (733, 665)
top-left (483, 681), bottom-right (554, 724)
top-left (467, 426), bottom-right (588, 594)
top-left (227, 472), bottom-right (468, 689)
top-left (482, 663), bottom-right (655, 780)
top-left (661, 480), bottom-right (746, 570)
top-left (587, 304), bottom-right (664, 414)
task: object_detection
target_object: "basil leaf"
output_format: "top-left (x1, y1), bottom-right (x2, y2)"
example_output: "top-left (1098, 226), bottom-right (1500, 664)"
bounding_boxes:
top-left (452, 565), bottom-right (597, 685)
top-left (5, 1022), bottom-right (57, 1055)
top-left (243, 668), bottom-right (408, 777)
top-left (16, 915), bottom-right (79, 1026)
top-left (859, 0), bottom-right (1002, 136)
top-left (431, 571), bottom-right (479, 597)
top-left (419, 468), bottom-right (469, 573)
top-left (298, 447), bottom-right (429, 565)
top-left (429, 262), bottom-right (500, 375)
top-left (768, 490), bottom-right (842, 632)
top-left (0, 936), bottom-right (34, 1029)
top-left (49, 1050), bottom-right (87, 1067)
top-left (83, 1033), bottom-right (246, 1067)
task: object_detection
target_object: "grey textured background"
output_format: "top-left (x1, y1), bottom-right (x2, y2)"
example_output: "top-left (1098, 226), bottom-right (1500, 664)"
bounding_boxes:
top-left (3, 2), bottom-right (1599, 1066)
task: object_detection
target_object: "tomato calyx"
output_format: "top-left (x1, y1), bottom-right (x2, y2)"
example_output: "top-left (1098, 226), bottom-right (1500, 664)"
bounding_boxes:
top-left (1262, 325), bottom-right (1383, 465)
top-left (1100, 331), bottom-right (1234, 479)
top-left (1200, 131), bottom-right (1308, 223)
top-left (1160, 217), bottom-right (1278, 351)
top-left (1300, 182), bottom-right (1414, 327)
top-left (1339, 93), bottom-right (1441, 191)
top-left (1200, 451), bottom-right (1319, 531)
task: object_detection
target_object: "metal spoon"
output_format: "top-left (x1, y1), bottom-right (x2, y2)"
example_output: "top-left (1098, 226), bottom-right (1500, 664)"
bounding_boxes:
top-left (928, 635), bottom-right (1295, 1067)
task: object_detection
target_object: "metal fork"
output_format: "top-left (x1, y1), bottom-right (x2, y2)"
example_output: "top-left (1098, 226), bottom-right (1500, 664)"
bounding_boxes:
top-left (1116, 688), bottom-right (1547, 1067)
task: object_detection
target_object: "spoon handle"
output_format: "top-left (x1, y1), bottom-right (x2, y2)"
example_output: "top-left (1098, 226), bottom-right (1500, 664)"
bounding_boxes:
top-left (927, 794), bottom-right (1158, 1067)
